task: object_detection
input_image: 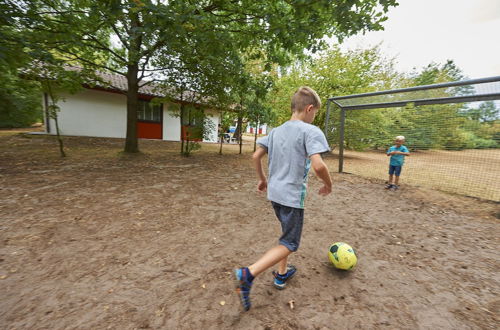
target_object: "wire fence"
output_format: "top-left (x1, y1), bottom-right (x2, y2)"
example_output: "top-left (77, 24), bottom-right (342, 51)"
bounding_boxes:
top-left (325, 77), bottom-right (500, 201)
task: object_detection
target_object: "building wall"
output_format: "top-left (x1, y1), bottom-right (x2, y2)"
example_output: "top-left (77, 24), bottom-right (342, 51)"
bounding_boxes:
top-left (203, 110), bottom-right (220, 143)
top-left (46, 89), bottom-right (127, 138)
top-left (246, 123), bottom-right (268, 135)
top-left (44, 88), bottom-right (220, 142)
top-left (162, 104), bottom-right (181, 141)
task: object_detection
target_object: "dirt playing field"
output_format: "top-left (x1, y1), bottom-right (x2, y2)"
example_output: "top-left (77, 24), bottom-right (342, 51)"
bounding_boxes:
top-left (336, 149), bottom-right (500, 202)
top-left (1, 131), bottom-right (499, 329)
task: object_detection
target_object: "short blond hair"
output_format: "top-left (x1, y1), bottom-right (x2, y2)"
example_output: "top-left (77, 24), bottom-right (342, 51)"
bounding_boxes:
top-left (395, 135), bottom-right (405, 141)
top-left (291, 86), bottom-right (321, 112)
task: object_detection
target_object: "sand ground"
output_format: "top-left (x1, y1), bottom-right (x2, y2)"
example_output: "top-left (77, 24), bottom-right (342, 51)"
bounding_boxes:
top-left (0, 132), bottom-right (498, 329)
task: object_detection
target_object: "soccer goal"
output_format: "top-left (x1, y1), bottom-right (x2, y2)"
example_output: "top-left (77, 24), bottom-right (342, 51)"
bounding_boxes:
top-left (324, 76), bottom-right (500, 201)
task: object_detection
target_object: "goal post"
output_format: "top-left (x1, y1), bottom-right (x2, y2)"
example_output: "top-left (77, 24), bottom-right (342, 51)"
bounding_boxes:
top-left (324, 76), bottom-right (500, 201)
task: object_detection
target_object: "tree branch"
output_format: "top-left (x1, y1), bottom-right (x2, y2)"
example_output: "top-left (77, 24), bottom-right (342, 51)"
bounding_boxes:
top-left (52, 47), bottom-right (125, 76)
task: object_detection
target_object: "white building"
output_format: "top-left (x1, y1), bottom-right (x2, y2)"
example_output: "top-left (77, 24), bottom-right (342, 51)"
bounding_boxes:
top-left (43, 71), bottom-right (220, 143)
top-left (245, 123), bottom-right (268, 135)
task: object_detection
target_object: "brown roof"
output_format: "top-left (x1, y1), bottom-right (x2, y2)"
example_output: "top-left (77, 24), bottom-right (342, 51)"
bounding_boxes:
top-left (31, 64), bottom-right (222, 108)
top-left (86, 70), bottom-right (205, 104)
top-left (89, 70), bottom-right (162, 97)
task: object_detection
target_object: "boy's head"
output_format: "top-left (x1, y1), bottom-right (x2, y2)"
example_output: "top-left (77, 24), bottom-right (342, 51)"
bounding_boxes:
top-left (395, 135), bottom-right (405, 146)
top-left (291, 86), bottom-right (321, 123)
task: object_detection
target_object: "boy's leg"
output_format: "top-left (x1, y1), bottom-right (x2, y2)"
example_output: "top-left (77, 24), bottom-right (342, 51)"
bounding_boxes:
top-left (248, 245), bottom-right (291, 277)
top-left (235, 245), bottom-right (291, 311)
top-left (386, 173), bottom-right (394, 188)
top-left (394, 166), bottom-right (402, 186)
top-left (278, 256), bottom-right (288, 275)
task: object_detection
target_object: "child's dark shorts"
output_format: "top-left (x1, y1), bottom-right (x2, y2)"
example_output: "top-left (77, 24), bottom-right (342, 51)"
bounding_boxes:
top-left (389, 165), bottom-right (402, 176)
top-left (271, 201), bottom-right (304, 252)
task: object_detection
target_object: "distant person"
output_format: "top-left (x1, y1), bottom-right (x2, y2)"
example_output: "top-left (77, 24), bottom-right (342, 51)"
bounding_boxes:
top-left (385, 135), bottom-right (410, 190)
top-left (233, 86), bottom-right (332, 311)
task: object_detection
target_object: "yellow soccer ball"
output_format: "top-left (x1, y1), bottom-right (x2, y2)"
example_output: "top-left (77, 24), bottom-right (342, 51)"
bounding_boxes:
top-left (328, 242), bottom-right (358, 270)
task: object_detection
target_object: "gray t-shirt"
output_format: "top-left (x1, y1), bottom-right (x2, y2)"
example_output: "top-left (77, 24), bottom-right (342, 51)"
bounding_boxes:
top-left (257, 120), bottom-right (330, 209)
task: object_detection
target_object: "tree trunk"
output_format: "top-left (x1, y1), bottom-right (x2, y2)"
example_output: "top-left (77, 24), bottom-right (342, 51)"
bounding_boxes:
top-left (238, 96), bottom-right (244, 154)
top-left (236, 114), bottom-right (243, 154)
top-left (124, 10), bottom-right (141, 154)
top-left (219, 134), bottom-right (223, 155)
top-left (124, 64), bottom-right (139, 153)
top-left (54, 116), bottom-right (66, 157)
top-left (253, 119), bottom-right (259, 152)
top-left (180, 103), bottom-right (185, 155)
top-left (45, 82), bottom-right (65, 157)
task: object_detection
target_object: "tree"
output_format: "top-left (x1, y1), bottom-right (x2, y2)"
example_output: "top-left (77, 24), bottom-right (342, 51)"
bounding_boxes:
top-left (465, 101), bottom-right (499, 123)
top-left (0, 70), bottom-right (42, 128)
top-left (269, 45), bottom-right (401, 150)
top-left (0, 1), bottom-right (43, 127)
top-left (244, 79), bottom-right (274, 152)
top-left (9, 0), bottom-right (398, 153)
top-left (155, 41), bottom-right (241, 156)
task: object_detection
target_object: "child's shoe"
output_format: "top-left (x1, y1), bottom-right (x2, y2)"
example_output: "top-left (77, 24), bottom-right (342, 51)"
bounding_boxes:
top-left (234, 268), bottom-right (253, 311)
top-left (272, 265), bottom-right (297, 290)
top-left (385, 183), bottom-right (393, 189)
top-left (390, 185), bottom-right (399, 191)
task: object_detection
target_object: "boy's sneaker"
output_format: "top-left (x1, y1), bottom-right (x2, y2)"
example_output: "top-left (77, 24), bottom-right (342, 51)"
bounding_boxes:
top-left (385, 184), bottom-right (393, 189)
top-left (390, 185), bottom-right (399, 191)
top-left (234, 268), bottom-right (253, 311)
top-left (272, 265), bottom-right (297, 290)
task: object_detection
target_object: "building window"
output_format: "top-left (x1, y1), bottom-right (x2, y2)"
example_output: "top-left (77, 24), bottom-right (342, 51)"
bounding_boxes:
top-left (181, 106), bottom-right (203, 126)
top-left (138, 100), bottom-right (161, 123)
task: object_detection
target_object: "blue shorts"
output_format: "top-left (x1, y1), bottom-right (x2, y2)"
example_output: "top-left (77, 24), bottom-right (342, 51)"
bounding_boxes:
top-left (389, 165), bottom-right (402, 176)
top-left (271, 202), bottom-right (304, 252)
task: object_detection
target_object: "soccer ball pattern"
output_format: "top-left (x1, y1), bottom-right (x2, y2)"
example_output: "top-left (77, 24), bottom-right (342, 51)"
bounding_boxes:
top-left (328, 242), bottom-right (358, 270)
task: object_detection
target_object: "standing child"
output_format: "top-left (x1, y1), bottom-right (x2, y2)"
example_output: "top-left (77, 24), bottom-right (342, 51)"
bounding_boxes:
top-left (385, 135), bottom-right (410, 190)
top-left (234, 86), bottom-right (332, 311)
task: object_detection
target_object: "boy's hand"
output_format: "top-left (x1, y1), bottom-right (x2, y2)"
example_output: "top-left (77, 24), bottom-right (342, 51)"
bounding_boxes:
top-left (257, 179), bottom-right (267, 192)
top-left (318, 184), bottom-right (332, 196)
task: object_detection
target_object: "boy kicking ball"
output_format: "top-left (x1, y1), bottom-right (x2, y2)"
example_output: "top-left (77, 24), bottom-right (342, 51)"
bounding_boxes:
top-left (234, 87), bottom-right (332, 311)
top-left (385, 135), bottom-right (410, 191)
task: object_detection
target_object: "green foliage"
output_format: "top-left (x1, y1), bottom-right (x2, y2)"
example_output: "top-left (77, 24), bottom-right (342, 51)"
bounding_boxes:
top-left (269, 45), bottom-right (400, 150)
top-left (270, 49), bottom-right (499, 151)
top-left (8, 0), bottom-right (398, 153)
top-left (0, 70), bottom-right (42, 127)
top-left (463, 101), bottom-right (499, 122)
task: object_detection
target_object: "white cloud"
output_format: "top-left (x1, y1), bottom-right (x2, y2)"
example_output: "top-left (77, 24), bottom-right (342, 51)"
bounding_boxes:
top-left (336, 0), bottom-right (500, 79)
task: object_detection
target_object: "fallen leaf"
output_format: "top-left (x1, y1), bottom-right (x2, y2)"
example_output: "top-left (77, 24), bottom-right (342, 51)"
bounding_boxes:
top-left (202, 284), bottom-right (206, 289)
top-left (219, 301), bottom-right (225, 306)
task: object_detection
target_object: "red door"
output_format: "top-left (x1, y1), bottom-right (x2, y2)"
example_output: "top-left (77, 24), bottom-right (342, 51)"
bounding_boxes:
top-left (137, 121), bottom-right (162, 139)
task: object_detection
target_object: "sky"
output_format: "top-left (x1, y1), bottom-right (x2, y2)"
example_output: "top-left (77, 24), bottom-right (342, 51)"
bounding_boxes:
top-left (337, 0), bottom-right (500, 79)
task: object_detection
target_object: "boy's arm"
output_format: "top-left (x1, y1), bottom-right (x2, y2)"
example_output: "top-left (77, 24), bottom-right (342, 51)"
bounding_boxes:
top-left (252, 147), bottom-right (267, 192)
top-left (310, 153), bottom-right (332, 196)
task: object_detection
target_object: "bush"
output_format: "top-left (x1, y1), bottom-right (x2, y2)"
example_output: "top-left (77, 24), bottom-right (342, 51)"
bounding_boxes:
top-left (0, 71), bottom-right (42, 128)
